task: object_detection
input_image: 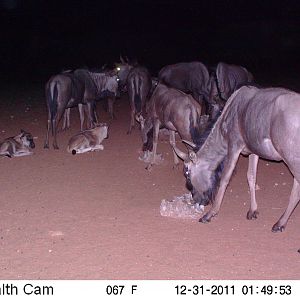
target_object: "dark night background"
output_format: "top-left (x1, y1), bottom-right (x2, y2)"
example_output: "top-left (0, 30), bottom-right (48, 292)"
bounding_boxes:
top-left (1, 0), bottom-right (300, 85)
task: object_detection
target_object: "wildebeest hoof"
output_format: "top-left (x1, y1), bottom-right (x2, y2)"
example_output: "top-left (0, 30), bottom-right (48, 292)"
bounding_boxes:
top-left (247, 210), bottom-right (259, 220)
top-left (199, 214), bottom-right (212, 223)
top-left (145, 164), bottom-right (153, 171)
top-left (271, 223), bottom-right (285, 233)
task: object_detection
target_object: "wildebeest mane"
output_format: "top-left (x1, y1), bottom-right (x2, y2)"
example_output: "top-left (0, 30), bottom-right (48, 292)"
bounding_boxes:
top-left (202, 159), bottom-right (225, 205)
top-left (188, 110), bottom-right (204, 152)
top-left (190, 110), bottom-right (222, 152)
top-left (211, 70), bottom-right (226, 102)
top-left (240, 82), bottom-right (262, 89)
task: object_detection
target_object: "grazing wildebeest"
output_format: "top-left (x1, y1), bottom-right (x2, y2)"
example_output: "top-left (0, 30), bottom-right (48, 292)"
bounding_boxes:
top-left (0, 130), bottom-right (35, 157)
top-left (141, 83), bottom-right (208, 169)
top-left (67, 123), bottom-right (108, 155)
top-left (44, 69), bottom-right (118, 149)
top-left (115, 58), bottom-right (152, 134)
top-left (158, 61), bottom-right (211, 114)
top-left (208, 62), bottom-right (254, 118)
top-left (173, 85), bottom-right (300, 233)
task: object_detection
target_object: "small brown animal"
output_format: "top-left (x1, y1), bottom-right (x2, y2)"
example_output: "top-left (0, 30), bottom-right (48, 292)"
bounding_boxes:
top-left (0, 130), bottom-right (35, 158)
top-left (67, 123), bottom-right (108, 155)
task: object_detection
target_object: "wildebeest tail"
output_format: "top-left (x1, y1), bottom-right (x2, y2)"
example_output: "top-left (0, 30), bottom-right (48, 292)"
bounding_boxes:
top-left (133, 76), bottom-right (142, 113)
top-left (47, 81), bottom-right (58, 135)
top-left (134, 94), bottom-right (141, 113)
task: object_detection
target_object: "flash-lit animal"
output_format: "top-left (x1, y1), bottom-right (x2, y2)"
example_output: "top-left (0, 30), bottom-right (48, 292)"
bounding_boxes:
top-left (0, 130), bottom-right (35, 157)
top-left (158, 61), bottom-right (211, 114)
top-left (208, 62), bottom-right (254, 118)
top-left (141, 83), bottom-right (208, 169)
top-left (173, 85), bottom-right (300, 233)
top-left (115, 56), bottom-right (152, 134)
top-left (67, 123), bottom-right (108, 155)
top-left (44, 69), bottom-right (118, 150)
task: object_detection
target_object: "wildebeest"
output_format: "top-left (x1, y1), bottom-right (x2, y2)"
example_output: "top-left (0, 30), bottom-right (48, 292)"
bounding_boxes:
top-left (62, 89), bottom-right (117, 131)
top-left (115, 58), bottom-right (152, 134)
top-left (158, 61), bottom-right (211, 114)
top-left (141, 83), bottom-right (208, 169)
top-left (173, 85), bottom-right (300, 232)
top-left (67, 123), bottom-right (108, 155)
top-left (208, 62), bottom-right (254, 118)
top-left (0, 130), bottom-right (35, 157)
top-left (44, 69), bottom-right (118, 149)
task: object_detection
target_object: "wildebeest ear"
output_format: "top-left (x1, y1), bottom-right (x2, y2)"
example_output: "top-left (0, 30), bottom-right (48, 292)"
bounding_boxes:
top-left (189, 151), bottom-right (198, 164)
top-left (20, 129), bottom-right (26, 136)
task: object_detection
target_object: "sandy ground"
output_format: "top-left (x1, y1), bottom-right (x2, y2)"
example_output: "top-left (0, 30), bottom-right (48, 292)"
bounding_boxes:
top-left (0, 82), bottom-right (300, 280)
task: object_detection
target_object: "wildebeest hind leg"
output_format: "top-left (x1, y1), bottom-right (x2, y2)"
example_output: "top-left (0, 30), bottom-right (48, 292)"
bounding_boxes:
top-left (200, 150), bottom-right (241, 223)
top-left (272, 178), bottom-right (300, 232)
top-left (146, 119), bottom-right (160, 170)
top-left (127, 110), bottom-right (135, 134)
top-left (52, 114), bottom-right (62, 149)
top-left (44, 117), bottom-right (51, 149)
top-left (246, 154), bottom-right (259, 220)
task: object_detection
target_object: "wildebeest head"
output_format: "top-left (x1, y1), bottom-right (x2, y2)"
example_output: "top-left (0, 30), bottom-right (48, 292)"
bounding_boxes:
top-left (114, 57), bottom-right (133, 90)
top-left (173, 143), bottom-right (224, 207)
top-left (20, 129), bottom-right (35, 149)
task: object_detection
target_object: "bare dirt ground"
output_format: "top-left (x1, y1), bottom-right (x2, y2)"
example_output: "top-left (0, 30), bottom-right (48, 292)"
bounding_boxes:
top-left (0, 81), bottom-right (300, 280)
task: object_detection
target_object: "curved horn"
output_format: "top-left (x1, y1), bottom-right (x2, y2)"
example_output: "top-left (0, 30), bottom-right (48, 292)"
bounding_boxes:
top-left (172, 144), bottom-right (188, 161)
top-left (182, 139), bottom-right (197, 149)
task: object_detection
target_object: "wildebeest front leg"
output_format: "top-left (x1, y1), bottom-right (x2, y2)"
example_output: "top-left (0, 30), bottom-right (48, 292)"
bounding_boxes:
top-left (200, 149), bottom-right (241, 223)
top-left (78, 104), bottom-right (85, 131)
top-left (169, 130), bottom-right (179, 168)
top-left (87, 102), bottom-right (96, 129)
top-left (61, 108), bottom-right (70, 131)
top-left (146, 119), bottom-right (160, 170)
top-left (272, 178), bottom-right (300, 232)
top-left (108, 96), bottom-right (115, 119)
top-left (246, 154), bottom-right (259, 220)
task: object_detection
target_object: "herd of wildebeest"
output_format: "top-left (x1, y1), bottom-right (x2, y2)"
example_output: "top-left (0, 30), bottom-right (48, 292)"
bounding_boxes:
top-left (1, 56), bottom-right (300, 250)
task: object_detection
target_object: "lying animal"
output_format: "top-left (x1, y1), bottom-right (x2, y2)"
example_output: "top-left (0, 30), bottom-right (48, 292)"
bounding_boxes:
top-left (0, 130), bottom-right (35, 158)
top-left (67, 123), bottom-right (108, 155)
